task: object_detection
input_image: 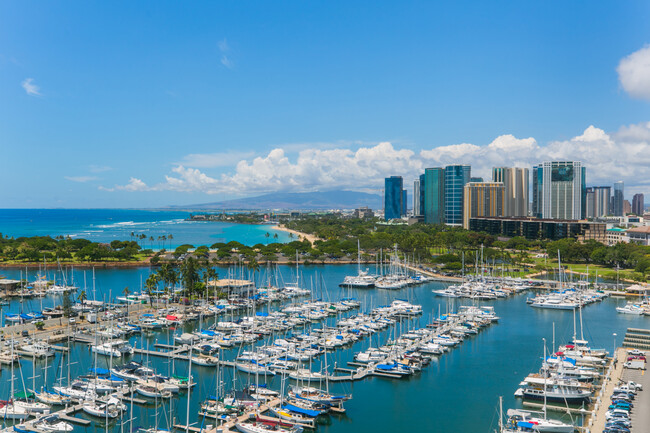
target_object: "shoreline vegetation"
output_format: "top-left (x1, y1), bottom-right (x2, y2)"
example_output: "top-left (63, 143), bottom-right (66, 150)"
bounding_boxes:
top-left (1, 214), bottom-right (649, 287)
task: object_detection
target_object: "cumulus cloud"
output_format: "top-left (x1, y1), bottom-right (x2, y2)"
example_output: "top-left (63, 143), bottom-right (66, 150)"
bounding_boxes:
top-left (100, 177), bottom-right (150, 192)
top-left (617, 45), bottom-right (650, 100)
top-left (105, 121), bottom-right (650, 197)
top-left (21, 78), bottom-right (41, 96)
top-left (64, 176), bottom-right (97, 183)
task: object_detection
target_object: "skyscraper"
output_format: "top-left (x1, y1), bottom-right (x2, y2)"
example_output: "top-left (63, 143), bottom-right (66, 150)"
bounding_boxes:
top-left (585, 186), bottom-right (611, 218)
top-left (413, 179), bottom-right (421, 217)
top-left (419, 173), bottom-right (425, 217)
top-left (423, 167), bottom-right (445, 224)
top-left (613, 181), bottom-right (624, 216)
top-left (492, 167), bottom-right (529, 217)
top-left (532, 161), bottom-right (586, 220)
top-left (463, 182), bottom-right (504, 229)
top-left (624, 199), bottom-right (631, 215)
top-left (632, 193), bottom-right (645, 216)
top-left (444, 165), bottom-right (471, 225)
top-left (384, 176), bottom-right (404, 221)
top-left (402, 190), bottom-right (408, 216)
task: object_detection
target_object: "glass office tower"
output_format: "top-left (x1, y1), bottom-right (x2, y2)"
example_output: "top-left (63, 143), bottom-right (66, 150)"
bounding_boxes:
top-left (384, 176), bottom-right (404, 221)
top-left (444, 165), bottom-right (471, 225)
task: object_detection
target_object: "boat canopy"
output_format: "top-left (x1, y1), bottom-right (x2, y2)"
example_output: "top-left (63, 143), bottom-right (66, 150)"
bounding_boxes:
top-left (282, 403), bottom-right (321, 417)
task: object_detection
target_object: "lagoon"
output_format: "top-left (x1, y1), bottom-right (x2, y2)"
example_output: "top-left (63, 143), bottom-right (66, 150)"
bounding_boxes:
top-left (0, 209), bottom-right (290, 249)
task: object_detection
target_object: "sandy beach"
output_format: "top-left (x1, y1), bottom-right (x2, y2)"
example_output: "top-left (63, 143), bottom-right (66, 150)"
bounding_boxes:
top-left (273, 224), bottom-right (321, 245)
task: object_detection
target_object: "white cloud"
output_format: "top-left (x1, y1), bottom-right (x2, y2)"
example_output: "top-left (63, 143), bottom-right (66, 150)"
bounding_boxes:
top-left (221, 55), bottom-right (233, 69)
top-left (100, 177), bottom-right (150, 192)
top-left (88, 165), bottom-right (112, 173)
top-left (178, 151), bottom-right (255, 168)
top-left (105, 121), bottom-right (650, 197)
top-left (617, 45), bottom-right (650, 100)
top-left (21, 78), bottom-right (41, 96)
top-left (64, 176), bottom-right (97, 183)
top-left (218, 38), bottom-right (234, 69)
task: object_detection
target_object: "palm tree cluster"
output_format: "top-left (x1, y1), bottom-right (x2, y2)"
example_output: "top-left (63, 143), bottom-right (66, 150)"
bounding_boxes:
top-left (130, 232), bottom-right (174, 250)
top-left (143, 258), bottom-right (225, 301)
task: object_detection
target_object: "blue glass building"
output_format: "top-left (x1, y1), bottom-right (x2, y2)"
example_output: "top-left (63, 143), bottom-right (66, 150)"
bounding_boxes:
top-left (384, 176), bottom-right (404, 221)
top-left (423, 167), bottom-right (445, 224)
top-left (444, 165), bottom-right (471, 225)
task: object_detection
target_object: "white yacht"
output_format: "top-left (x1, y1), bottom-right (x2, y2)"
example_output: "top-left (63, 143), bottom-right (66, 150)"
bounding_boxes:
top-left (503, 408), bottom-right (575, 433)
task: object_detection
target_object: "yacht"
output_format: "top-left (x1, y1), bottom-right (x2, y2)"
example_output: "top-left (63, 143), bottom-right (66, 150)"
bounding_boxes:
top-left (20, 341), bottom-right (55, 358)
top-left (503, 408), bottom-right (575, 433)
top-left (515, 375), bottom-right (592, 403)
top-left (91, 340), bottom-right (134, 357)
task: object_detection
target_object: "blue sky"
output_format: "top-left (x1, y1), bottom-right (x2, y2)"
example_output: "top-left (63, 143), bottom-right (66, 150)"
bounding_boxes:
top-left (1, 1), bottom-right (650, 208)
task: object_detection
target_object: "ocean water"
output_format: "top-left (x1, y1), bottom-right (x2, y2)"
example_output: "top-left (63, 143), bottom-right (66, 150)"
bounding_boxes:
top-left (0, 264), bottom-right (647, 433)
top-left (0, 209), bottom-right (290, 249)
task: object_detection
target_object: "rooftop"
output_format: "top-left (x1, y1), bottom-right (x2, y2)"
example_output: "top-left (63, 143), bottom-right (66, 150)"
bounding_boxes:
top-left (626, 226), bottom-right (650, 234)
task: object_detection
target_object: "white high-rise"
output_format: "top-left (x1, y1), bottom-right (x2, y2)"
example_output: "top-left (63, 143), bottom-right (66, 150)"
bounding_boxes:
top-left (532, 161), bottom-right (586, 220)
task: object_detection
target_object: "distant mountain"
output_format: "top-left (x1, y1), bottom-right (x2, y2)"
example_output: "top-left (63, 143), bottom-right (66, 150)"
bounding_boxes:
top-left (171, 190), bottom-right (382, 210)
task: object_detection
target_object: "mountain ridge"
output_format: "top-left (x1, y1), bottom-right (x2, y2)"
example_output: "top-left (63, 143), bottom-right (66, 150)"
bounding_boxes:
top-left (169, 190), bottom-right (382, 210)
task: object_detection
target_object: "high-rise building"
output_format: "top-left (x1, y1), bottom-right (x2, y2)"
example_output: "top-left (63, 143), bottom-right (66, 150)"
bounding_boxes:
top-left (463, 182), bottom-right (504, 229)
top-left (413, 180), bottom-right (421, 217)
top-left (492, 167), bottom-right (529, 217)
top-left (613, 181), bottom-right (624, 216)
top-left (532, 161), bottom-right (586, 220)
top-left (384, 176), bottom-right (404, 221)
top-left (470, 177), bottom-right (484, 183)
top-left (419, 174), bottom-right (425, 216)
top-left (586, 188), bottom-right (595, 219)
top-left (423, 167), bottom-right (445, 224)
top-left (402, 190), bottom-right (408, 216)
top-left (624, 199), bottom-right (631, 215)
top-left (632, 193), bottom-right (645, 216)
top-left (586, 186), bottom-right (611, 218)
top-left (444, 165), bottom-right (471, 225)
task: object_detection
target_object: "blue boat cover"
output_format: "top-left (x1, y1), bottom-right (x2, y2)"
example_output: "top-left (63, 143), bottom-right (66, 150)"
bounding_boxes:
top-left (517, 421), bottom-right (534, 428)
top-left (91, 367), bottom-right (110, 375)
top-left (282, 403), bottom-right (320, 417)
top-left (376, 363), bottom-right (396, 371)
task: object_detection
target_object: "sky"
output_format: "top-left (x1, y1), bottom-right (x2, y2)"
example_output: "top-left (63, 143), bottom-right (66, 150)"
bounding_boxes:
top-left (1, 1), bottom-right (650, 208)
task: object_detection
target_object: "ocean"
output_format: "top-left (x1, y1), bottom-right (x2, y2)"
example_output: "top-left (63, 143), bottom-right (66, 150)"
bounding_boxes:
top-left (0, 209), bottom-right (290, 248)
top-left (0, 264), bottom-right (646, 433)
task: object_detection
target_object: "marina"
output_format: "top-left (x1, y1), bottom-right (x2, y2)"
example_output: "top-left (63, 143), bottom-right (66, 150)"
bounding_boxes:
top-left (0, 264), bottom-right (646, 433)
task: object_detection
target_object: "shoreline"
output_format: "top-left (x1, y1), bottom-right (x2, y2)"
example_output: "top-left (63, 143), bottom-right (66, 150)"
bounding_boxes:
top-left (273, 224), bottom-right (321, 245)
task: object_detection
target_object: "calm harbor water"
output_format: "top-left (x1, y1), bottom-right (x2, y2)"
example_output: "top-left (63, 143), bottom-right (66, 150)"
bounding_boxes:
top-left (0, 209), bottom-right (290, 248)
top-left (0, 264), bottom-right (647, 433)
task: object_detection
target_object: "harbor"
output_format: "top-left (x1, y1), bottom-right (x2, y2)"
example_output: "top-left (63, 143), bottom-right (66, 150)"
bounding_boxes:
top-left (0, 264), bottom-right (647, 433)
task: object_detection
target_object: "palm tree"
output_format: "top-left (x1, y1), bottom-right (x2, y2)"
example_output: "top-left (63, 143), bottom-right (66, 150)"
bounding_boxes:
top-left (123, 286), bottom-right (130, 316)
top-left (77, 289), bottom-right (87, 306)
top-left (247, 258), bottom-right (260, 282)
top-left (145, 273), bottom-right (159, 306)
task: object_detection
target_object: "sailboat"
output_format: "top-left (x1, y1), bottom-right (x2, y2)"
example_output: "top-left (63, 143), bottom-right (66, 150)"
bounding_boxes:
top-left (499, 396), bottom-right (574, 433)
top-left (82, 397), bottom-right (125, 418)
top-left (339, 240), bottom-right (376, 288)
